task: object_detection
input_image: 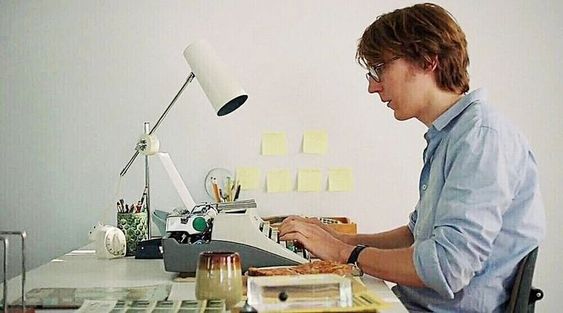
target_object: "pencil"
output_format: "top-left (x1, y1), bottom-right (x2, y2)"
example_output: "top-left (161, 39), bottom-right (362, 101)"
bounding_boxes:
top-left (212, 178), bottom-right (221, 203)
top-left (226, 177), bottom-right (233, 202)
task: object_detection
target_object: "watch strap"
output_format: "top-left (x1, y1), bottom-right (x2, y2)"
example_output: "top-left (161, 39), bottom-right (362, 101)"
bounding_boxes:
top-left (347, 244), bottom-right (367, 264)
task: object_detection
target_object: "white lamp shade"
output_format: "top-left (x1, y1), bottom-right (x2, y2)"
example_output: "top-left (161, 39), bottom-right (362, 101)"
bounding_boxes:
top-left (183, 40), bottom-right (248, 116)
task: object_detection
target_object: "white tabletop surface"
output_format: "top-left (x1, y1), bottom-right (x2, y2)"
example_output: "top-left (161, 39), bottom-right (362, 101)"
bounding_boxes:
top-left (2, 244), bottom-right (407, 312)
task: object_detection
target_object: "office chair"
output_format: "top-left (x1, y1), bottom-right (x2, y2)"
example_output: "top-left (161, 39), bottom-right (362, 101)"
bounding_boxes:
top-left (505, 247), bottom-right (544, 313)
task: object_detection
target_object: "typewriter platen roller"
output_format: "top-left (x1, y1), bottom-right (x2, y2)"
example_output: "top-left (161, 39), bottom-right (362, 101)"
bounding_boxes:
top-left (162, 203), bottom-right (309, 274)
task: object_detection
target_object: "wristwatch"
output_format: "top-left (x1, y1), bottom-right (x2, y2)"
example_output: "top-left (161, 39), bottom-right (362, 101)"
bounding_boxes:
top-left (347, 244), bottom-right (367, 264)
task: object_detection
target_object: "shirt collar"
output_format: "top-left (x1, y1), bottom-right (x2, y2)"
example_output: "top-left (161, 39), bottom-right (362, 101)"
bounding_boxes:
top-left (431, 88), bottom-right (487, 132)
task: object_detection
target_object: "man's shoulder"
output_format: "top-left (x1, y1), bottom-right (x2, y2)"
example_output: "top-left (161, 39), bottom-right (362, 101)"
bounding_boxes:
top-left (455, 100), bottom-right (500, 130)
top-left (449, 100), bottom-right (526, 145)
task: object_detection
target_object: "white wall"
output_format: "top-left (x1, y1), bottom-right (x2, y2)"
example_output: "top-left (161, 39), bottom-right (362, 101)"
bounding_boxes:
top-left (1, 0), bottom-right (561, 311)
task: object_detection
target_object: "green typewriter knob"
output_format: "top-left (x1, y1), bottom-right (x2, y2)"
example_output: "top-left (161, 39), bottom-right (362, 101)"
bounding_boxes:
top-left (192, 216), bottom-right (208, 232)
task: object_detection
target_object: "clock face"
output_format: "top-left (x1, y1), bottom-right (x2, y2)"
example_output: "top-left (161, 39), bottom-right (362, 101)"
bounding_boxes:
top-left (105, 230), bottom-right (125, 256)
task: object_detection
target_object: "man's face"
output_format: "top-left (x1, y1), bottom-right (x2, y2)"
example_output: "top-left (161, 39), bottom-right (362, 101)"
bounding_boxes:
top-left (367, 58), bottom-right (433, 122)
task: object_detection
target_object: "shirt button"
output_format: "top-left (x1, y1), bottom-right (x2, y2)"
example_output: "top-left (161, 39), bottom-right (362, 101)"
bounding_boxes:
top-left (422, 184), bottom-right (427, 191)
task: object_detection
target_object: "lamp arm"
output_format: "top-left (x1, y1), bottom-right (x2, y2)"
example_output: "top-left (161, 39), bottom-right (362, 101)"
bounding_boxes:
top-left (149, 72), bottom-right (196, 136)
top-left (119, 72), bottom-right (196, 177)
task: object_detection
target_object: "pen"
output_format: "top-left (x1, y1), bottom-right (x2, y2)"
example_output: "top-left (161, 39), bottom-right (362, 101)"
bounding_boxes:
top-left (139, 187), bottom-right (147, 206)
top-left (234, 184), bottom-right (241, 201)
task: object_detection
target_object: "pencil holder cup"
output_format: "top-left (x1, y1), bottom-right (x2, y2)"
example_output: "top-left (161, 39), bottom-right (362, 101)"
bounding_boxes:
top-left (195, 251), bottom-right (243, 309)
top-left (116, 212), bottom-right (148, 256)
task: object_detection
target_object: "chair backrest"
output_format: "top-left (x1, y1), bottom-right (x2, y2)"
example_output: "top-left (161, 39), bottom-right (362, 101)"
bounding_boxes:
top-left (505, 247), bottom-right (540, 313)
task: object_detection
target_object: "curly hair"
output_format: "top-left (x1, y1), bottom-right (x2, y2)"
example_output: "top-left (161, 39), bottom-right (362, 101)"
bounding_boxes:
top-left (357, 3), bottom-right (469, 94)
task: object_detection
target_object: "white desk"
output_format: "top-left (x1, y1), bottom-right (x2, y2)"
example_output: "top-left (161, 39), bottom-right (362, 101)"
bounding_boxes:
top-left (3, 245), bottom-right (407, 312)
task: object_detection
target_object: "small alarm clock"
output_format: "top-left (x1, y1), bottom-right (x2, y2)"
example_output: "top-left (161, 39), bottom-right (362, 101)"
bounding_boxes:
top-left (88, 222), bottom-right (127, 259)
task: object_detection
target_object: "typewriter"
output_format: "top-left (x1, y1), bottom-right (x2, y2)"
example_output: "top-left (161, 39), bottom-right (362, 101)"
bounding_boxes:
top-left (162, 201), bottom-right (309, 274)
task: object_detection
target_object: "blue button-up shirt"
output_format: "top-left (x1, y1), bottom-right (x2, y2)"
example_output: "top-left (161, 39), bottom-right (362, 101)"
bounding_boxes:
top-left (393, 89), bottom-right (545, 312)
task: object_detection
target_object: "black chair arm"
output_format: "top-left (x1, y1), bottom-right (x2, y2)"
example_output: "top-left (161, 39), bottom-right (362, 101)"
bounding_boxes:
top-left (529, 287), bottom-right (543, 303)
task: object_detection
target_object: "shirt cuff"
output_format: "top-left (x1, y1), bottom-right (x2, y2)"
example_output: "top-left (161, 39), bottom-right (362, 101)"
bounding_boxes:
top-left (413, 239), bottom-right (454, 299)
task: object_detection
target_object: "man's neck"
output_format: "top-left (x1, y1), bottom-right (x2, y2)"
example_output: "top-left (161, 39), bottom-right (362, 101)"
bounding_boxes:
top-left (418, 89), bottom-right (464, 127)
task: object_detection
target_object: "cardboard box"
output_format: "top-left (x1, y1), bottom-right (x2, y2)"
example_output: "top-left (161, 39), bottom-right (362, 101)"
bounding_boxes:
top-left (264, 216), bottom-right (357, 234)
top-left (324, 217), bottom-right (357, 234)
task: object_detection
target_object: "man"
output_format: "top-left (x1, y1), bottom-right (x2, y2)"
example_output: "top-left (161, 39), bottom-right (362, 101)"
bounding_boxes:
top-left (279, 3), bottom-right (545, 312)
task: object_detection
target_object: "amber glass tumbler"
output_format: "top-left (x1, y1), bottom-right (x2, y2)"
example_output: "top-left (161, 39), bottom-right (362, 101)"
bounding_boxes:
top-left (195, 251), bottom-right (243, 309)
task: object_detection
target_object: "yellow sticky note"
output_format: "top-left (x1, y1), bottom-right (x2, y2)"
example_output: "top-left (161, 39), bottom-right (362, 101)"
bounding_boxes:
top-left (267, 169), bottom-right (292, 192)
top-left (262, 132), bottom-right (288, 156)
top-left (297, 168), bottom-right (322, 192)
top-left (328, 168), bottom-right (354, 192)
top-left (303, 130), bottom-right (328, 154)
top-left (236, 167), bottom-right (261, 190)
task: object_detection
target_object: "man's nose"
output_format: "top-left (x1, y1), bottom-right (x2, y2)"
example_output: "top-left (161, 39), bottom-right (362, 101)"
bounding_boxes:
top-left (368, 79), bottom-right (383, 94)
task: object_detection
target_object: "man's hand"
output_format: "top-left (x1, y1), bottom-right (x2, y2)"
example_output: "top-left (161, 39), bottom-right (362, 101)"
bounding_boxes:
top-left (281, 216), bottom-right (341, 237)
top-left (278, 216), bottom-right (354, 263)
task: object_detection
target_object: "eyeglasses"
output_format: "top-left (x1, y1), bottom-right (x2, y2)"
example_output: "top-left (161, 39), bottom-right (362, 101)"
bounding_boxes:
top-left (365, 56), bottom-right (401, 83)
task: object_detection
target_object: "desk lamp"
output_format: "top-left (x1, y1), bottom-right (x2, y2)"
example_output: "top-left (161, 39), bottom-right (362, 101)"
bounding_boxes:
top-left (119, 40), bottom-right (248, 239)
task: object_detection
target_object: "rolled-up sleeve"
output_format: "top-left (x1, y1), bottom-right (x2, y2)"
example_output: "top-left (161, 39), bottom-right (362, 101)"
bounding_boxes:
top-left (412, 125), bottom-right (519, 298)
top-left (408, 209), bottom-right (418, 233)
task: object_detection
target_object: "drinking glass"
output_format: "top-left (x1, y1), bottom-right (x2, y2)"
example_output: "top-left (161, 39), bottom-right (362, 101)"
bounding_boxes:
top-left (195, 251), bottom-right (243, 309)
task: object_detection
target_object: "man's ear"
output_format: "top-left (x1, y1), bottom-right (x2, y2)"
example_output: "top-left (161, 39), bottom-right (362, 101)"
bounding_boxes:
top-left (425, 55), bottom-right (439, 72)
